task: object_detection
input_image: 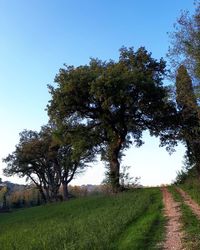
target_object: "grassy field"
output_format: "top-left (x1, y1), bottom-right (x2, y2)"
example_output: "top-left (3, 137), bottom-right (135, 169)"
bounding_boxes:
top-left (0, 188), bottom-right (165, 250)
top-left (169, 186), bottom-right (200, 249)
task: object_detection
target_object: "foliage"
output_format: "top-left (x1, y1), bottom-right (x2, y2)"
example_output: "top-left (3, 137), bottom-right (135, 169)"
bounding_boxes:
top-left (0, 187), bottom-right (7, 209)
top-left (0, 188), bottom-right (164, 250)
top-left (0, 187), bottom-right (6, 201)
top-left (176, 65), bottom-right (198, 111)
top-left (120, 165), bottom-right (141, 188)
top-left (3, 127), bottom-right (60, 202)
top-left (53, 124), bottom-right (95, 200)
top-left (48, 46), bottom-right (177, 191)
top-left (174, 164), bottom-right (196, 185)
top-left (6, 187), bottom-right (42, 209)
top-left (68, 185), bottom-right (88, 197)
top-left (102, 165), bottom-right (141, 189)
top-left (3, 124), bottom-right (92, 202)
top-left (175, 65), bottom-right (200, 175)
top-left (168, 1), bottom-right (200, 83)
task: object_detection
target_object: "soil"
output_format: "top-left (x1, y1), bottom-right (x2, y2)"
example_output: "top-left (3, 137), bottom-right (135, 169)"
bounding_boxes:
top-left (162, 186), bottom-right (184, 250)
top-left (176, 187), bottom-right (200, 219)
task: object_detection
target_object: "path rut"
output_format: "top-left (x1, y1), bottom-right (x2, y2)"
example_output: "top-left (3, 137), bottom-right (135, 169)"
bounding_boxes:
top-left (176, 187), bottom-right (200, 219)
top-left (162, 187), bottom-right (184, 250)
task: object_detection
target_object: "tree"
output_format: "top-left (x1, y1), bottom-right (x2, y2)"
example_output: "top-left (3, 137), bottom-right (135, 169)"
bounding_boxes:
top-left (168, 1), bottom-right (200, 94)
top-left (3, 124), bottom-right (93, 201)
top-left (176, 66), bottom-right (198, 110)
top-left (0, 186), bottom-right (8, 209)
top-left (52, 125), bottom-right (95, 200)
top-left (48, 47), bottom-right (177, 192)
top-left (168, 3), bottom-right (200, 178)
top-left (176, 65), bottom-right (200, 176)
top-left (3, 128), bottom-right (59, 202)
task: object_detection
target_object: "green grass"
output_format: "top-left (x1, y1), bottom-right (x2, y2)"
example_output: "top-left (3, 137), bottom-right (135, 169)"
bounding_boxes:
top-left (179, 180), bottom-right (200, 205)
top-left (117, 198), bottom-right (165, 250)
top-left (169, 186), bottom-right (200, 249)
top-left (0, 188), bottom-right (165, 250)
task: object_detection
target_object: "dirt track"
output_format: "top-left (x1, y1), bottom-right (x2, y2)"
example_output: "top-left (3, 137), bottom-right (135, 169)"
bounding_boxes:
top-left (162, 187), bottom-right (184, 250)
top-left (176, 187), bottom-right (200, 219)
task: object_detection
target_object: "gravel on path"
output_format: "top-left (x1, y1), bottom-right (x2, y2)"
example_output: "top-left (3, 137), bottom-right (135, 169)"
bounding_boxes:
top-left (162, 186), bottom-right (184, 250)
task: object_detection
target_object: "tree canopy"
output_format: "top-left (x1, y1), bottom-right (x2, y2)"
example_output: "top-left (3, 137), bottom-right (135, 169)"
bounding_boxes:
top-left (168, 1), bottom-right (200, 95)
top-left (3, 124), bottom-right (93, 201)
top-left (48, 47), bottom-right (177, 191)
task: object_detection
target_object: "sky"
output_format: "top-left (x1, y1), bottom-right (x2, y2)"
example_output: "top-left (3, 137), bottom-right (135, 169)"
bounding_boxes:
top-left (0, 0), bottom-right (196, 186)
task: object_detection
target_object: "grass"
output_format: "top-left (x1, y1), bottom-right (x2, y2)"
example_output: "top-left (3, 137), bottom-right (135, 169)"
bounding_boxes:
top-left (0, 188), bottom-right (165, 250)
top-left (117, 197), bottom-right (165, 250)
top-left (169, 186), bottom-right (200, 249)
top-left (179, 180), bottom-right (200, 205)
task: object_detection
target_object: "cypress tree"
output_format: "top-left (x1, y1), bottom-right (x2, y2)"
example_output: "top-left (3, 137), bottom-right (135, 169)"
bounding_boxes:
top-left (176, 65), bottom-right (197, 110)
top-left (176, 65), bottom-right (200, 175)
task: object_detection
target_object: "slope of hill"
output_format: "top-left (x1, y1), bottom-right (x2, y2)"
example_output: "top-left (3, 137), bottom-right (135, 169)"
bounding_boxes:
top-left (0, 188), bottom-right (165, 250)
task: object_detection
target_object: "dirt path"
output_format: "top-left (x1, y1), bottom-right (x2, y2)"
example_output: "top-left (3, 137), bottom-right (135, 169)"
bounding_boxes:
top-left (176, 187), bottom-right (200, 219)
top-left (162, 187), bottom-right (184, 250)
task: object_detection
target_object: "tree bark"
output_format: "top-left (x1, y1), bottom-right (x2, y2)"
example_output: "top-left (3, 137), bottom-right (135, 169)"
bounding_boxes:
top-left (44, 186), bottom-right (51, 202)
top-left (193, 146), bottom-right (200, 178)
top-left (110, 154), bottom-right (120, 193)
top-left (38, 186), bottom-right (47, 203)
top-left (62, 181), bottom-right (69, 200)
top-left (28, 175), bottom-right (47, 203)
top-left (109, 136), bottom-right (124, 193)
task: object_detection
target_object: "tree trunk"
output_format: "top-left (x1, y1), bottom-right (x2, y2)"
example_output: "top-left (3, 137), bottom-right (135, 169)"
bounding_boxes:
top-left (2, 195), bottom-right (7, 209)
top-left (191, 142), bottom-right (200, 179)
top-left (62, 181), bottom-right (69, 200)
top-left (44, 186), bottom-right (51, 202)
top-left (28, 176), bottom-right (47, 203)
top-left (34, 184), bottom-right (47, 203)
top-left (194, 150), bottom-right (200, 179)
top-left (110, 155), bottom-right (120, 193)
top-left (109, 137), bottom-right (124, 193)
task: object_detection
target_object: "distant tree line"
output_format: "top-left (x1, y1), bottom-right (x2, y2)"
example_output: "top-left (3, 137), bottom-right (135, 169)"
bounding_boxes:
top-left (3, 2), bottom-right (200, 201)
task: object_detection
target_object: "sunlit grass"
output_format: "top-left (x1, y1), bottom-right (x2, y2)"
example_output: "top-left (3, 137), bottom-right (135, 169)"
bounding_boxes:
top-left (0, 188), bottom-right (164, 250)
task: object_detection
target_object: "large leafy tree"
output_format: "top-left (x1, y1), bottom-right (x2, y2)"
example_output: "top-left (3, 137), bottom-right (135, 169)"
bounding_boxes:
top-left (3, 128), bottom-right (60, 202)
top-left (3, 124), bottom-right (92, 201)
top-left (176, 65), bottom-right (200, 176)
top-left (48, 47), bottom-right (177, 192)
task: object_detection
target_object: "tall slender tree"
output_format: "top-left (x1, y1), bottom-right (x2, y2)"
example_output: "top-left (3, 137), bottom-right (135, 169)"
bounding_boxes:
top-left (176, 65), bottom-right (200, 175)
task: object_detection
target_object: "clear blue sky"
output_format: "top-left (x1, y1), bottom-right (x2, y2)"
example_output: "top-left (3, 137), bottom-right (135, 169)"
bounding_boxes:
top-left (0, 0), bottom-right (195, 185)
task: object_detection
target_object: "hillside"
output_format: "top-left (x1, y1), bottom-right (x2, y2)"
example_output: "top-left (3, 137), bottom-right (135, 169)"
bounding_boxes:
top-left (0, 188), bottom-right (164, 250)
top-left (0, 181), bottom-right (26, 192)
top-left (2, 183), bottom-right (200, 249)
